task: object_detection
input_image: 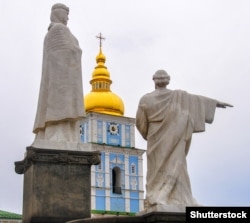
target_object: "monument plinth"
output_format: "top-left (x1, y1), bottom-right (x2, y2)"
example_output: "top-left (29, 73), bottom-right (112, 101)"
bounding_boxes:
top-left (15, 147), bottom-right (100, 223)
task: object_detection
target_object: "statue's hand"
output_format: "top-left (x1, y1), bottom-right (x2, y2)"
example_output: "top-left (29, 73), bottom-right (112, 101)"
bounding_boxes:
top-left (217, 101), bottom-right (233, 108)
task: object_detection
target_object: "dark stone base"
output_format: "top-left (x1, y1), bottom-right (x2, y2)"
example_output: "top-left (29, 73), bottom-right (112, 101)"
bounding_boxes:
top-left (15, 147), bottom-right (100, 223)
top-left (30, 217), bottom-right (73, 223)
top-left (67, 212), bottom-right (186, 223)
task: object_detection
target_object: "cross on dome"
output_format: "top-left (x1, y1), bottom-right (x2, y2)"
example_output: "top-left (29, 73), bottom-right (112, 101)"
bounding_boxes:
top-left (96, 33), bottom-right (105, 48)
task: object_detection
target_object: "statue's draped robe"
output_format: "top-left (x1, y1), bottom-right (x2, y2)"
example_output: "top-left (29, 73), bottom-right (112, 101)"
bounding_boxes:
top-left (33, 23), bottom-right (85, 140)
top-left (136, 89), bottom-right (217, 206)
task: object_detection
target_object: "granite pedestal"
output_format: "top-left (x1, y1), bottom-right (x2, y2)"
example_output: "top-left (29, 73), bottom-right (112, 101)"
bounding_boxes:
top-left (15, 147), bottom-right (100, 223)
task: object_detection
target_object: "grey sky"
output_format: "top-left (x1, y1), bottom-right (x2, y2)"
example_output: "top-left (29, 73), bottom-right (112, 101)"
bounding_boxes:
top-left (0, 0), bottom-right (250, 213)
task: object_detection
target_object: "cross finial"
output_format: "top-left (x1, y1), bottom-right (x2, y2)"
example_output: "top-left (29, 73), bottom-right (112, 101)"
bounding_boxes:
top-left (96, 33), bottom-right (105, 47)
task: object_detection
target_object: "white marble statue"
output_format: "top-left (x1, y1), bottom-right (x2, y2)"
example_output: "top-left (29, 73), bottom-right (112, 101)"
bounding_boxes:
top-left (136, 70), bottom-right (232, 213)
top-left (32, 3), bottom-right (85, 150)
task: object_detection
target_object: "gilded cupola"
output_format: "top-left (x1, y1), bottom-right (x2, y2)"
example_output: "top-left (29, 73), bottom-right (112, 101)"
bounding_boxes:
top-left (84, 33), bottom-right (124, 116)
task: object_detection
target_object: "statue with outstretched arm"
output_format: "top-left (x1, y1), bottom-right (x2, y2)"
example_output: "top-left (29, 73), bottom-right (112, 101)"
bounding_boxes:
top-left (136, 70), bottom-right (232, 212)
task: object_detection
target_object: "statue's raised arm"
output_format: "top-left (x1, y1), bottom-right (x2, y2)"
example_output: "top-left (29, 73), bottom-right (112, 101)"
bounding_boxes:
top-left (136, 69), bottom-right (233, 214)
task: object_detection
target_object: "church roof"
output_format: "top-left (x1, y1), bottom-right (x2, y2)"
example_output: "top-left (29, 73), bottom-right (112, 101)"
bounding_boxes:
top-left (0, 210), bottom-right (22, 219)
top-left (84, 33), bottom-right (124, 116)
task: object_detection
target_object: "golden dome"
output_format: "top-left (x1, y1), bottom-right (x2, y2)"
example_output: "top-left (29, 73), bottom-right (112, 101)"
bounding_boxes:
top-left (84, 36), bottom-right (124, 116)
top-left (85, 91), bottom-right (124, 116)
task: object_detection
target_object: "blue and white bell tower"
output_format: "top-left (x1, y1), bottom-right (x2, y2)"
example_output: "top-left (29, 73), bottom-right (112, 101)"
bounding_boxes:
top-left (81, 34), bottom-right (145, 215)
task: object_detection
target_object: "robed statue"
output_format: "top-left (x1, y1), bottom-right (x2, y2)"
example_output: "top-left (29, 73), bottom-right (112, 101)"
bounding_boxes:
top-left (136, 70), bottom-right (232, 212)
top-left (32, 3), bottom-right (85, 150)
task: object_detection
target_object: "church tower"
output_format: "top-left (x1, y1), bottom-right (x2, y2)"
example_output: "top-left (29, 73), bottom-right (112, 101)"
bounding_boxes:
top-left (80, 34), bottom-right (145, 215)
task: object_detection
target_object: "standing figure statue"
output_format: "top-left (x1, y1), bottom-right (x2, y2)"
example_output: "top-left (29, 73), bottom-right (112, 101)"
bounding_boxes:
top-left (136, 70), bottom-right (232, 212)
top-left (32, 3), bottom-right (85, 150)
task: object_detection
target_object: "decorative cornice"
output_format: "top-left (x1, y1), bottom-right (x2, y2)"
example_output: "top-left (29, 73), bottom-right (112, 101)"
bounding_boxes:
top-left (15, 146), bottom-right (101, 174)
top-left (89, 143), bottom-right (145, 155)
top-left (86, 112), bottom-right (135, 123)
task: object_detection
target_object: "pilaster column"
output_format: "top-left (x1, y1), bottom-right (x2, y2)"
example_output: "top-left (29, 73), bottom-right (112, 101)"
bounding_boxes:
top-left (105, 151), bottom-right (110, 210)
top-left (124, 153), bottom-right (130, 212)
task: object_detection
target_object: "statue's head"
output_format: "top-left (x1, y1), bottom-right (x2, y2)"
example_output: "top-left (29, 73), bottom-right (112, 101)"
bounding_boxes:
top-left (50, 3), bottom-right (69, 25)
top-left (153, 70), bottom-right (170, 89)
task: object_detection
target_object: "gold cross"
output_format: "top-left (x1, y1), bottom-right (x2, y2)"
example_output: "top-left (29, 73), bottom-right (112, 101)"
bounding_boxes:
top-left (96, 33), bottom-right (105, 47)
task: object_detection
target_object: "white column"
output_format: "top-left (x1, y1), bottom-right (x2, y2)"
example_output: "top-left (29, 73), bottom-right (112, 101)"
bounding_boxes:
top-left (92, 119), bottom-right (97, 143)
top-left (91, 165), bottom-right (96, 210)
top-left (121, 124), bottom-right (125, 147)
top-left (138, 153), bottom-right (144, 211)
top-left (130, 124), bottom-right (135, 148)
top-left (102, 120), bottom-right (107, 144)
top-left (105, 151), bottom-right (110, 210)
top-left (88, 117), bottom-right (93, 142)
top-left (124, 153), bottom-right (130, 212)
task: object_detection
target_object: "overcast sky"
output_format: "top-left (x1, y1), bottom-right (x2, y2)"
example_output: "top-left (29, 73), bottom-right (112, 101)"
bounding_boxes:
top-left (0, 0), bottom-right (250, 214)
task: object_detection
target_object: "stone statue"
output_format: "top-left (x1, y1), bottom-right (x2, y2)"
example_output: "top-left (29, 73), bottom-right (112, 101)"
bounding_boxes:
top-left (32, 3), bottom-right (85, 150)
top-left (136, 70), bottom-right (232, 212)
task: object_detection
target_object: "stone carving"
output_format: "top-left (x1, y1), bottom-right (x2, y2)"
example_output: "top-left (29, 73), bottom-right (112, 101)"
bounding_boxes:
top-left (136, 70), bottom-right (233, 212)
top-left (96, 174), bottom-right (104, 187)
top-left (131, 177), bottom-right (138, 190)
top-left (15, 147), bottom-right (101, 174)
top-left (32, 3), bottom-right (85, 150)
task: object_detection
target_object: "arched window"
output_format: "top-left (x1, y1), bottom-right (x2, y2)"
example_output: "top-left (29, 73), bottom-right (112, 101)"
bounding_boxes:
top-left (112, 166), bottom-right (122, 194)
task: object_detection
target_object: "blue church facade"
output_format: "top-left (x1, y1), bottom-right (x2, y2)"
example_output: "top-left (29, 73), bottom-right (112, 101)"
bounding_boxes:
top-left (80, 112), bottom-right (145, 214)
